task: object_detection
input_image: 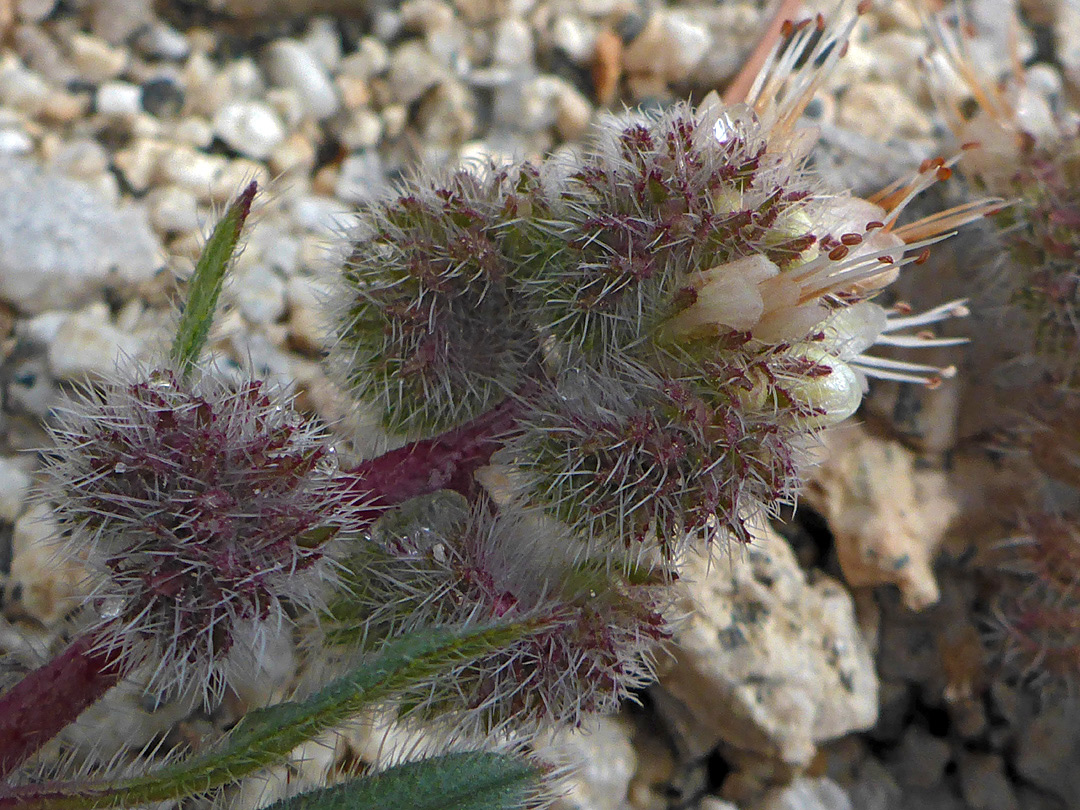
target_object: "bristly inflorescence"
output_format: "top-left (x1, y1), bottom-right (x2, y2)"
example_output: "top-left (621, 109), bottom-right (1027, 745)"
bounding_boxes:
top-left (328, 13), bottom-right (992, 567)
top-left (327, 491), bottom-right (669, 736)
top-left (39, 367), bottom-right (360, 701)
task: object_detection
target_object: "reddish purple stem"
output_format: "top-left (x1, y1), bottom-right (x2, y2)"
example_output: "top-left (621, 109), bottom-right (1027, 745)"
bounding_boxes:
top-left (0, 630), bottom-right (123, 779)
top-left (337, 393), bottom-right (526, 514)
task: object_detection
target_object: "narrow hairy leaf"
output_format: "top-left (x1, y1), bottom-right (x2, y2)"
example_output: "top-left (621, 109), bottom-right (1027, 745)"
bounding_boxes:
top-left (170, 181), bottom-right (256, 379)
top-left (0, 622), bottom-right (540, 810)
top-left (261, 752), bottom-right (544, 810)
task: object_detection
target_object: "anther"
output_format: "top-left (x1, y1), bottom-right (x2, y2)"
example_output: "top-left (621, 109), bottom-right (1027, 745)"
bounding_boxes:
top-left (829, 245), bottom-right (850, 261)
top-left (840, 233), bottom-right (863, 246)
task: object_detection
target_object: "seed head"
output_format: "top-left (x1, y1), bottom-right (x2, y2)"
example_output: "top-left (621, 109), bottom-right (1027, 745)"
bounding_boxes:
top-left (40, 367), bottom-right (357, 701)
top-left (331, 166), bottom-right (542, 437)
top-left (330, 492), bottom-right (669, 738)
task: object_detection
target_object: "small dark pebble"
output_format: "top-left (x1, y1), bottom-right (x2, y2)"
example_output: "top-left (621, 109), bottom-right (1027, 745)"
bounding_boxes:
top-left (141, 76), bottom-right (185, 118)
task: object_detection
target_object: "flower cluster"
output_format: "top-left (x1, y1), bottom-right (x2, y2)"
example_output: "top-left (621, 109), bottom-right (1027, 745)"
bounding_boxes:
top-left (330, 491), bottom-right (668, 736)
top-left (41, 368), bottom-right (354, 700)
top-left (333, 14), bottom-right (989, 561)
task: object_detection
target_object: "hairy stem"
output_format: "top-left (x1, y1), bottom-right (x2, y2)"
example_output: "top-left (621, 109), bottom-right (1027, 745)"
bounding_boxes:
top-left (0, 629), bottom-right (123, 778)
top-left (338, 391), bottom-right (528, 515)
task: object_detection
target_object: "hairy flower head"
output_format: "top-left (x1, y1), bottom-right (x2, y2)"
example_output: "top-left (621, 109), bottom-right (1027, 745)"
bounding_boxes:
top-left (40, 366), bottom-right (358, 701)
top-left (327, 491), bottom-right (669, 738)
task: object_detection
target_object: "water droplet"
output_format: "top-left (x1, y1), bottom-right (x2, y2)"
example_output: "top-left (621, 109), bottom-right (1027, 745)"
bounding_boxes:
top-left (114, 462), bottom-right (128, 473)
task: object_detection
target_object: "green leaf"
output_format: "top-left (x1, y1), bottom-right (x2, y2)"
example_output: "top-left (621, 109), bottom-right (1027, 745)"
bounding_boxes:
top-left (261, 752), bottom-right (544, 810)
top-left (0, 622), bottom-right (540, 810)
top-left (170, 181), bottom-right (257, 379)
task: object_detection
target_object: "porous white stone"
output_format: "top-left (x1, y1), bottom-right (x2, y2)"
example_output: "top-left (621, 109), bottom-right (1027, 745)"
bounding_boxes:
top-left (264, 39), bottom-right (341, 120)
top-left (213, 101), bottom-right (286, 160)
top-left (0, 159), bottom-right (162, 313)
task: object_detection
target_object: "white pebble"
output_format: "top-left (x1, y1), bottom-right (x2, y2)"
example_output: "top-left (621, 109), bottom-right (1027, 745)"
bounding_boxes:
top-left (264, 39), bottom-right (341, 121)
top-left (133, 22), bottom-right (191, 61)
top-left (48, 306), bottom-right (142, 380)
top-left (16, 0), bottom-right (57, 23)
top-left (338, 37), bottom-right (390, 80)
top-left (68, 32), bottom-right (128, 83)
top-left (0, 129), bottom-right (33, 156)
top-left (96, 80), bottom-right (142, 117)
top-left (302, 17), bottom-right (343, 71)
top-left (235, 264), bottom-right (287, 324)
top-left (213, 101), bottom-right (286, 160)
top-left (0, 457), bottom-right (31, 523)
top-left (492, 16), bottom-right (534, 67)
top-left (147, 184), bottom-right (200, 234)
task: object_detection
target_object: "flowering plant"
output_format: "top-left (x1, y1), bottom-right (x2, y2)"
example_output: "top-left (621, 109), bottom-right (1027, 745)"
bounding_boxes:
top-left (0, 9), bottom-right (992, 809)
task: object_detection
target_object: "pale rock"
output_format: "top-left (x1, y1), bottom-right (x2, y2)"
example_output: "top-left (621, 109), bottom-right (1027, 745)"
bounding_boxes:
top-left (207, 158), bottom-right (269, 204)
top-left (90, 0), bottom-right (154, 44)
top-left (264, 87), bottom-right (307, 132)
top-left (1014, 702), bottom-right (1080, 803)
top-left (302, 17), bottom-right (343, 71)
top-left (68, 31), bottom-right (128, 83)
top-left (0, 456), bottom-right (31, 523)
top-left (13, 24), bottom-right (72, 84)
top-left (388, 40), bottom-right (442, 104)
top-left (48, 304), bottom-right (142, 379)
top-left (61, 672), bottom-right (198, 760)
top-left (837, 82), bottom-right (932, 141)
top-left (804, 425), bottom-right (957, 611)
top-left (172, 115), bottom-right (214, 148)
top-left (536, 715), bottom-right (637, 810)
top-left (335, 74), bottom-right (370, 111)
top-left (286, 274), bottom-right (331, 353)
top-left (335, 107), bottom-right (383, 150)
top-left (335, 150), bottom-right (386, 204)
top-left (700, 800), bottom-right (740, 810)
top-left (416, 79), bottom-right (475, 145)
top-left (1058, 1), bottom-right (1080, 89)
top-left (0, 55), bottom-right (51, 117)
top-left (657, 522), bottom-right (878, 766)
top-left (400, 0), bottom-right (454, 34)
top-left (15, 0), bottom-right (56, 23)
top-left (888, 725), bottom-right (951, 790)
top-left (382, 103), bottom-right (408, 138)
top-left (555, 84), bottom-right (592, 141)
top-left (133, 22), bottom-right (191, 61)
top-left (755, 777), bottom-right (853, 810)
top-left (492, 15), bottom-right (533, 67)
top-left (95, 79), bottom-right (142, 117)
top-left (235, 264), bottom-right (287, 324)
top-left (8, 503), bottom-right (86, 625)
top-left (113, 136), bottom-right (169, 192)
top-left (623, 10), bottom-right (710, 84)
top-left (41, 87), bottom-right (89, 123)
top-left (551, 15), bottom-right (597, 65)
top-left (0, 159), bottom-right (162, 313)
top-left (146, 184), bottom-right (200, 234)
top-left (690, 3), bottom-right (762, 87)
top-left (213, 100), bottom-right (286, 160)
top-left (338, 37), bottom-right (390, 80)
top-left (0, 128), bottom-right (32, 156)
top-left (269, 132), bottom-right (317, 177)
top-left (47, 137), bottom-right (109, 179)
top-left (957, 752), bottom-right (1018, 810)
top-left (157, 145), bottom-right (230, 199)
top-left (264, 38), bottom-right (340, 121)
